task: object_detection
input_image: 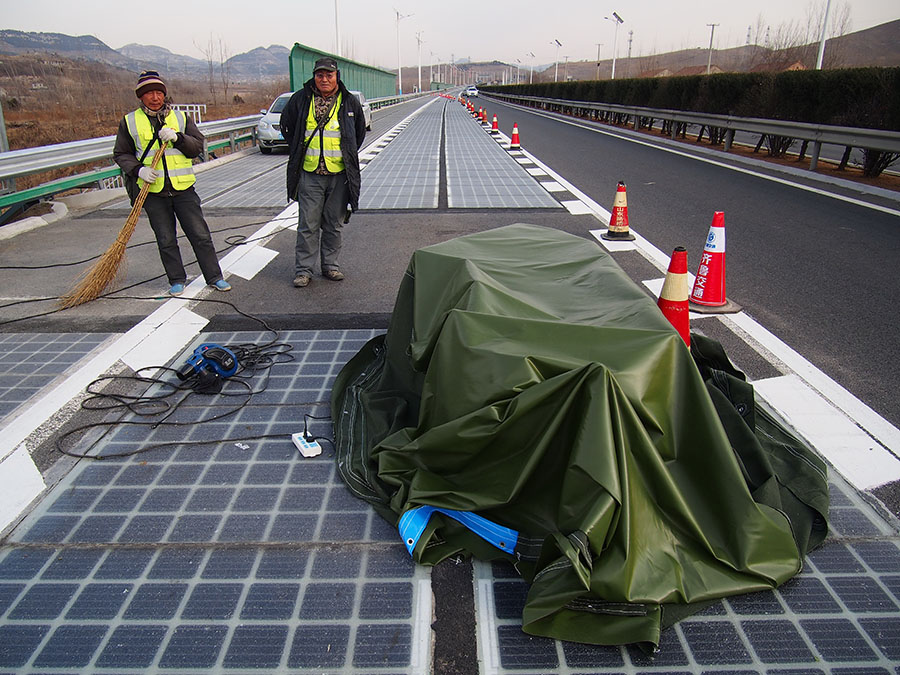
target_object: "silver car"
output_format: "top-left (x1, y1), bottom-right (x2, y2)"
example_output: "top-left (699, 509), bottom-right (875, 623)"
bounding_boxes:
top-left (257, 89), bottom-right (371, 155)
top-left (348, 90), bottom-right (373, 131)
top-left (256, 92), bottom-right (292, 154)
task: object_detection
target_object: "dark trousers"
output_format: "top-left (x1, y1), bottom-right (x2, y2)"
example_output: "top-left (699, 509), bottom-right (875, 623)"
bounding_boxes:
top-left (142, 186), bottom-right (223, 285)
top-left (295, 171), bottom-right (349, 276)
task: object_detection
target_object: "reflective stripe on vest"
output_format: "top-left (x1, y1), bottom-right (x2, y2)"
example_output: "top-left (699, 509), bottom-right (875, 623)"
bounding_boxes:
top-left (125, 109), bottom-right (196, 192)
top-left (303, 93), bottom-right (344, 173)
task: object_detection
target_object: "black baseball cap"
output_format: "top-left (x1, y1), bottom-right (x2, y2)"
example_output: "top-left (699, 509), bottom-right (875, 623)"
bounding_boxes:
top-left (314, 57), bottom-right (338, 72)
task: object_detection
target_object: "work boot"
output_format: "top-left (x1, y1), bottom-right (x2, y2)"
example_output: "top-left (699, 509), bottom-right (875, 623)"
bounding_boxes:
top-left (323, 269), bottom-right (345, 281)
top-left (293, 275), bottom-right (311, 288)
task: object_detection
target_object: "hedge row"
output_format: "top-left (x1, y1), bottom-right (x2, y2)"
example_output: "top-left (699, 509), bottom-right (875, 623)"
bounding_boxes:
top-left (485, 67), bottom-right (900, 131)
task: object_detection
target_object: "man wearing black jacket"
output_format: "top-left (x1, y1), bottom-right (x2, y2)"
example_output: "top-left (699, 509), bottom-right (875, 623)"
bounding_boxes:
top-left (280, 57), bottom-right (366, 288)
top-left (113, 70), bottom-right (230, 297)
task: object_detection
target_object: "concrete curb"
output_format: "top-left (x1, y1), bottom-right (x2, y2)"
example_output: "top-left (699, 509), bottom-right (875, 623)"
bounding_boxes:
top-left (0, 201), bottom-right (68, 241)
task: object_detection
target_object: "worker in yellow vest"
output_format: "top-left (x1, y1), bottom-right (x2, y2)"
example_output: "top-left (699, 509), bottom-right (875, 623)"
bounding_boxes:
top-left (113, 70), bottom-right (231, 297)
top-left (281, 57), bottom-right (366, 288)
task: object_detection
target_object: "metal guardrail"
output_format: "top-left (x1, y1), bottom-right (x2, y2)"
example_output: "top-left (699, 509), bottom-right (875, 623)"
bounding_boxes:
top-left (485, 92), bottom-right (900, 171)
top-left (0, 115), bottom-right (262, 184)
top-left (0, 91), bottom-right (439, 213)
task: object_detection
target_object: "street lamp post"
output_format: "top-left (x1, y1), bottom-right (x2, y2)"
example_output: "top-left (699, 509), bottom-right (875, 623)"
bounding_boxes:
top-left (605, 12), bottom-right (624, 80)
top-left (416, 31), bottom-right (423, 92)
top-left (552, 40), bottom-right (561, 81)
top-left (527, 52), bottom-right (535, 83)
top-left (815, 0), bottom-right (834, 70)
top-left (595, 43), bottom-right (603, 80)
top-left (334, 0), bottom-right (341, 56)
top-left (394, 8), bottom-right (412, 95)
top-left (516, 58), bottom-right (521, 84)
top-left (706, 23), bottom-right (719, 75)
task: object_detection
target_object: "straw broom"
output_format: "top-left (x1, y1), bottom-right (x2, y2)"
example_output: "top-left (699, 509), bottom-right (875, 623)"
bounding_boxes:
top-left (59, 141), bottom-right (169, 309)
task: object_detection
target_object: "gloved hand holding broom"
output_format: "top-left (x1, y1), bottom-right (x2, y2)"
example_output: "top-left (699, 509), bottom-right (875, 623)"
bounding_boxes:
top-left (58, 140), bottom-right (169, 308)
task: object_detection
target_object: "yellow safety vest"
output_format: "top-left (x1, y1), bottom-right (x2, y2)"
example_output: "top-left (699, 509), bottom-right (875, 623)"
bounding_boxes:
top-left (125, 109), bottom-right (196, 192)
top-left (303, 93), bottom-right (344, 173)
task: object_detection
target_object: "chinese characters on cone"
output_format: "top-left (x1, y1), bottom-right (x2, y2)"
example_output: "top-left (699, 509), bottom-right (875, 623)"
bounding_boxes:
top-left (689, 211), bottom-right (741, 314)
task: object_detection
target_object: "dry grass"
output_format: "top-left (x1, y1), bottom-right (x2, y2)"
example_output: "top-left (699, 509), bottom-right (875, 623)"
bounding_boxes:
top-left (1, 54), bottom-right (289, 190)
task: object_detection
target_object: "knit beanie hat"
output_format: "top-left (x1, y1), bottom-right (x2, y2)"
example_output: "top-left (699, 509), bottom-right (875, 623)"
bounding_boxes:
top-left (135, 70), bottom-right (167, 98)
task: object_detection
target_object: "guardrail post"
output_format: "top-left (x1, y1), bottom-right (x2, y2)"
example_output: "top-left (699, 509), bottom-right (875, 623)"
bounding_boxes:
top-left (724, 129), bottom-right (735, 152)
top-left (229, 132), bottom-right (236, 153)
top-left (202, 138), bottom-right (209, 162)
top-left (809, 141), bottom-right (822, 171)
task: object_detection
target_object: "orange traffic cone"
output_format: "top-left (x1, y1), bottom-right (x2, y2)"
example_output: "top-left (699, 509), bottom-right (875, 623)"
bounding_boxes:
top-left (689, 212), bottom-right (741, 313)
top-left (658, 247), bottom-right (690, 346)
top-left (601, 181), bottom-right (636, 241)
top-left (509, 123), bottom-right (521, 149)
top-left (480, 108), bottom-right (487, 125)
top-left (491, 114), bottom-right (499, 134)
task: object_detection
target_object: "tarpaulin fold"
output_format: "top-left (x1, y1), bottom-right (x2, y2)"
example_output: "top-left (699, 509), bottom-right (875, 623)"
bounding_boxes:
top-left (332, 223), bottom-right (828, 648)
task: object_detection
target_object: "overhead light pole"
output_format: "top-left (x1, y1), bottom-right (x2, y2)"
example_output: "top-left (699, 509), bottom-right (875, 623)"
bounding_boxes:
top-left (516, 58), bottom-right (521, 84)
top-left (394, 8), bottom-right (413, 95)
top-left (595, 43), bottom-right (603, 80)
top-left (706, 23), bottom-right (719, 75)
top-left (815, 0), bottom-right (834, 70)
top-left (527, 52), bottom-right (535, 83)
top-left (551, 39), bottom-right (562, 82)
top-left (604, 12), bottom-right (624, 80)
top-left (334, 0), bottom-right (341, 56)
top-left (416, 31), bottom-right (424, 92)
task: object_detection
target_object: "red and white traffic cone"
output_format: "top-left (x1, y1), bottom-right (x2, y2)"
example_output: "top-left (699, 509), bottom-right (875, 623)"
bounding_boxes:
top-left (689, 212), bottom-right (741, 313)
top-left (509, 123), bottom-right (521, 149)
top-left (601, 181), bottom-right (636, 241)
top-left (491, 114), bottom-right (499, 134)
top-left (658, 247), bottom-right (690, 346)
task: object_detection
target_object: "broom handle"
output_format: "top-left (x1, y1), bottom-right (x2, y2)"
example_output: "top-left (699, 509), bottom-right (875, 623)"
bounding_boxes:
top-left (120, 141), bottom-right (170, 242)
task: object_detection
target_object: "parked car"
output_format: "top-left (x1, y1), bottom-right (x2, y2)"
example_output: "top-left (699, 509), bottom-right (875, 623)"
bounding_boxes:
top-left (256, 92), bottom-right (292, 154)
top-left (348, 90), bottom-right (373, 131)
top-left (465, 86), bottom-right (479, 98)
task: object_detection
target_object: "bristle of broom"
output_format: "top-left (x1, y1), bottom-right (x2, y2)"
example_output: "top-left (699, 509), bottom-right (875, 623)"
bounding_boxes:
top-left (58, 220), bottom-right (138, 308)
top-left (58, 141), bottom-right (168, 309)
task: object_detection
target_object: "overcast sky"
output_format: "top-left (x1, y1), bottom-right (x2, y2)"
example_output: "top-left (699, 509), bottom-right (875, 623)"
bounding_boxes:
top-left (4, 0), bottom-right (898, 71)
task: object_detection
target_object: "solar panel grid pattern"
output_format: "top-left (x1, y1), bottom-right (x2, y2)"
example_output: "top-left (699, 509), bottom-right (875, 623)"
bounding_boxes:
top-left (0, 333), bottom-right (115, 424)
top-left (0, 329), bottom-right (429, 673)
top-left (476, 474), bottom-right (900, 674)
top-left (359, 106), bottom-right (441, 209)
top-left (444, 104), bottom-right (561, 209)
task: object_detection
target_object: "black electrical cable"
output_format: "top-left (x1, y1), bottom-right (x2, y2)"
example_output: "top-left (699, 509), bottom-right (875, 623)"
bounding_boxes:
top-left (45, 299), bottom-right (335, 460)
top-left (0, 215), bottom-right (296, 271)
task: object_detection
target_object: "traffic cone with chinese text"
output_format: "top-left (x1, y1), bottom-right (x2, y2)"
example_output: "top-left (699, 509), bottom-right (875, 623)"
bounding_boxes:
top-left (509, 123), bottom-right (521, 149)
top-left (491, 114), bottom-right (499, 134)
top-left (601, 181), bottom-right (636, 241)
top-left (658, 247), bottom-right (690, 346)
top-left (689, 211), bottom-right (741, 313)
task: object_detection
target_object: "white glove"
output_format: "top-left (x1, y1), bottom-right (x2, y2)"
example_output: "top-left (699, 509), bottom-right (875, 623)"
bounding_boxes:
top-left (158, 127), bottom-right (178, 143)
top-left (138, 167), bottom-right (162, 183)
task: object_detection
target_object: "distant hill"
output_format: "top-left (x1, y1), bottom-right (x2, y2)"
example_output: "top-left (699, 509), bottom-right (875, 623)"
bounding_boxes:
top-left (535, 19), bottom-right (900, 82)
top-left (830, 19), bottom-right (900, 67)
top-left (117, 43), bottom-right (206, 78)
top-left (3, 19), bottom-right (898, 90)
top-left (0, 30), bottom-right (140, 70)
top-left (0, 29), bottom-right (291, 82)
top-left (224, 46), bottom-right (292, 80)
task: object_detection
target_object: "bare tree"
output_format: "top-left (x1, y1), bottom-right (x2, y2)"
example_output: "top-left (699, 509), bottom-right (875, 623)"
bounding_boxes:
top-left (194, 34), bottom-right (218, 105)
top-left (217, 36), bottom-right (231, 103)
top-left (751, 1), bottom-right (851, 71)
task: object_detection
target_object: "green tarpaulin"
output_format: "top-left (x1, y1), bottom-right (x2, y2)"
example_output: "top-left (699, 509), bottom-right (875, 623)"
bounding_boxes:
top-left (332, 223), bottom-right (828, 648)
